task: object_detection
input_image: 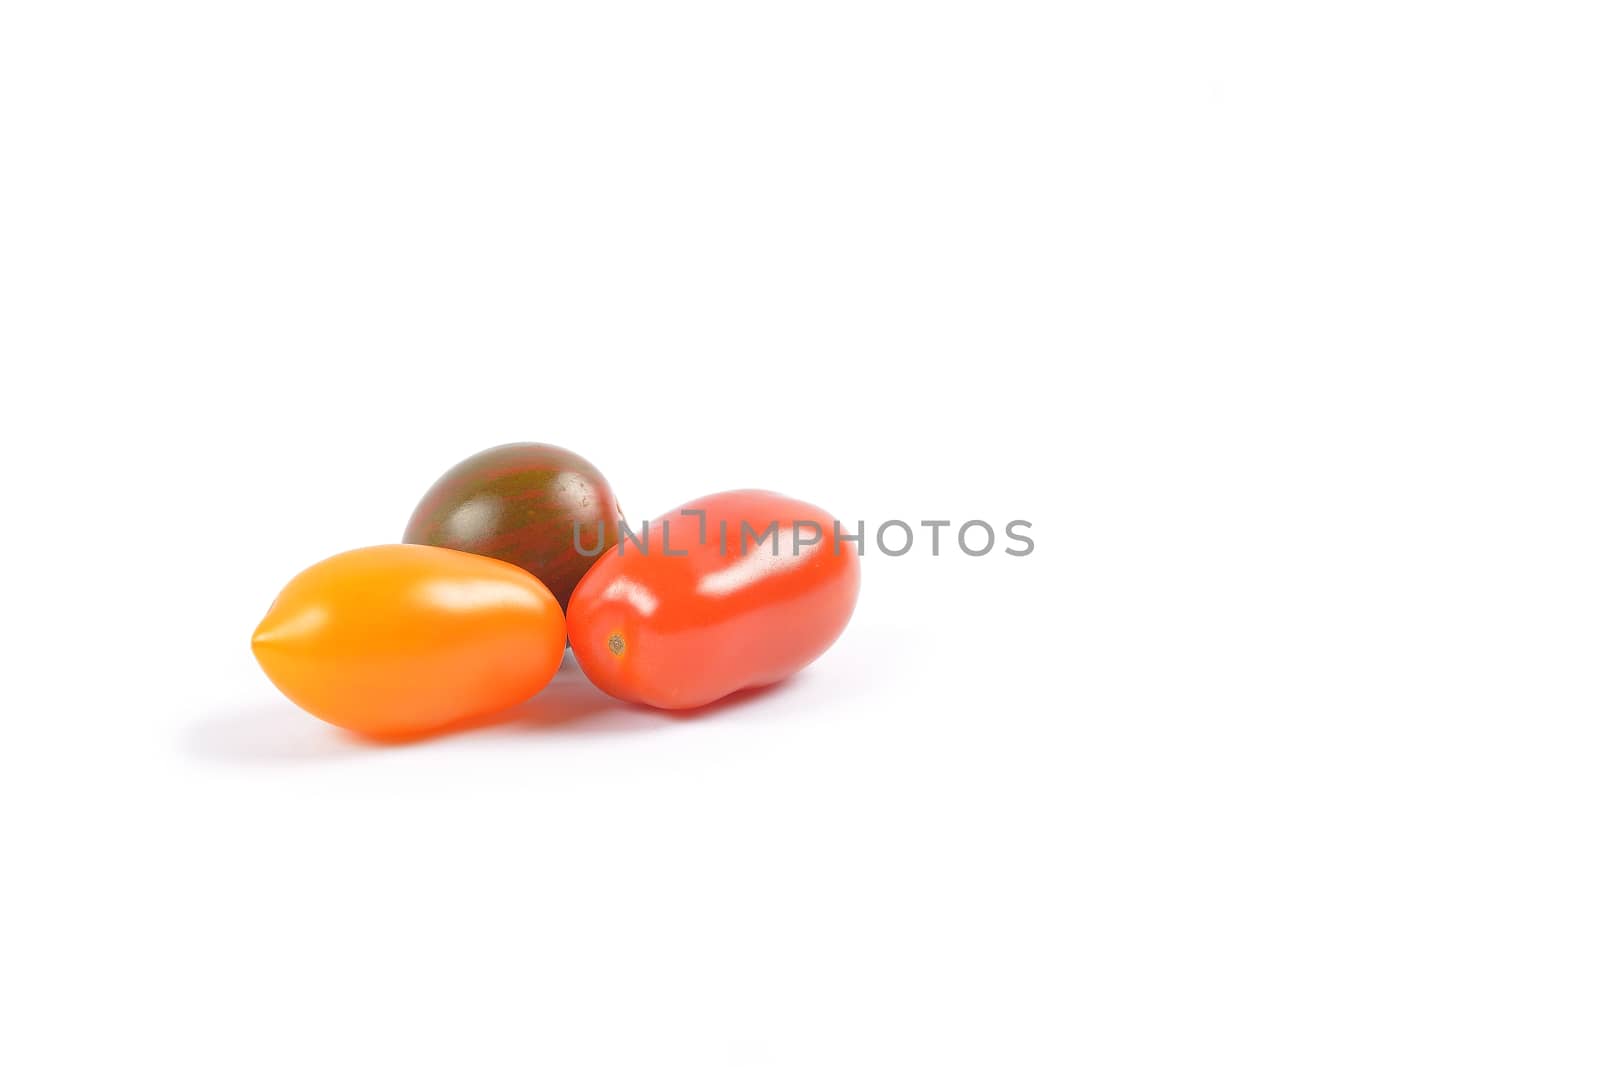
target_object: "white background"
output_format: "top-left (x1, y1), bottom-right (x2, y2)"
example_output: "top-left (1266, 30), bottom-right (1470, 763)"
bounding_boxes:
top-left (3, 2), bottom-right (1597, 1063)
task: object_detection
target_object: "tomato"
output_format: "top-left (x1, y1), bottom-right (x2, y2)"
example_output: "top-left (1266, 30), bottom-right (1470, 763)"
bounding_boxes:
top-left (403, 443), bottom-right (625, 611)
top-left (566, 490), bottom-right (861, 710)
top-left (251, 544), bottom-right (566, 737)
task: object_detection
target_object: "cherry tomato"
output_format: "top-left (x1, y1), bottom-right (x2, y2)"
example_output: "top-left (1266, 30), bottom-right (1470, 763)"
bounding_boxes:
top-left (252, 544), bottom-right (566, 737)
top-left (567, 490), bottom-right (861, 710)
top-left (403, 443), bottom-right (625, 611)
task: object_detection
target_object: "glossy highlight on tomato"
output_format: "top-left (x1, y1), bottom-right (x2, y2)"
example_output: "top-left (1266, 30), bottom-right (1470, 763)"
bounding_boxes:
top-left (404, 443), bottom-right (624, 611)
top-left (252, 544), bottom-right (566, 737)
top-left (566, 490), bottom-right (861, 711)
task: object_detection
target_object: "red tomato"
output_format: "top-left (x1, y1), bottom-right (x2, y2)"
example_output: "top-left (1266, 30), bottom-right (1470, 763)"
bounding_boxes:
top-left (567, 490), bottom-right (861, 710)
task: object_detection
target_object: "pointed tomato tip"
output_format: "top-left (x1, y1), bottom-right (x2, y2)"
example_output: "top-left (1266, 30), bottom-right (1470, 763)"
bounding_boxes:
top-left (250, 622), bottom-right (278, 659)
top-left (250, 602), bottom-right (327, 654)
top-left (252, 594), bottom-right (282, 648)
top-left (252, 602), bottom-right (278, 640)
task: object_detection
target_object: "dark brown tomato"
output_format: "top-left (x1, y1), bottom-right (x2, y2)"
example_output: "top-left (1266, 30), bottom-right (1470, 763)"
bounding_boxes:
top-left (403, 443), bottom-right (624, 610)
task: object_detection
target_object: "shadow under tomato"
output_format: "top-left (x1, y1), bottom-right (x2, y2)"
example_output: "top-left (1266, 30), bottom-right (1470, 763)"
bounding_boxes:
top-left (629, 676), bottom-right (802, 722)
top-left (182, 702), bottom-right (375, 764)
top-left (185, 657), bottom-right (799, 764)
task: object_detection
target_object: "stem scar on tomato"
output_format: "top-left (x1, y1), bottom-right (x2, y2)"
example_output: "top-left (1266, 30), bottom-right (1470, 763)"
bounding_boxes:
top-left (607, 633), bottom-right (626, 655)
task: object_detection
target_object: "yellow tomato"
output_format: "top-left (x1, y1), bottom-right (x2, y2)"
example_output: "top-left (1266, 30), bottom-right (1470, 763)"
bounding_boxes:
top-left (252, 544), bottom-right (565, 737)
